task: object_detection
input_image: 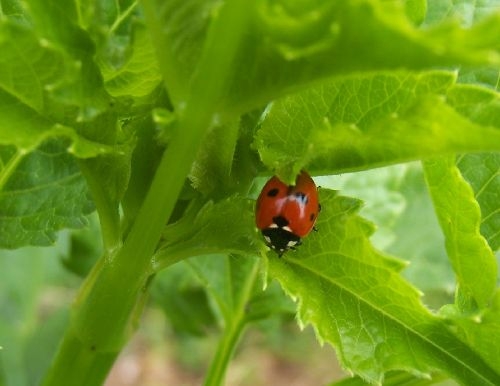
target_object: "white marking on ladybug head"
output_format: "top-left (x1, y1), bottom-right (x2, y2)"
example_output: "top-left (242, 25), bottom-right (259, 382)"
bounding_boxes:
top-left (269, 223), bottom-right (278, 228)
top-left (282, 226), bottom-right (292, 232)
top-left (264, 236), bottom-right (271, 244)
top-left (287, 240), bottom-right (298, 248)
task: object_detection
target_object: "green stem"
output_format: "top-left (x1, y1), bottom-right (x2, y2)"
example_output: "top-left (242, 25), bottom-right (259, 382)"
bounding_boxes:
top-left (154, 247), bottom-right (251, 272)
top-left (205, 320), bottom-right (247, 386)
top-left (203, 260), bottom-right (260, 386)
top-left (43, 0), bottom-right (253, 384)
top-left (124, 0), bottom-right (252, 269)
top-left (42, 256), bottom-right (151, 385)
top-left (78, 161), bottom-right (122, 254)
top-left (41, 330), bottom-right (119, 386)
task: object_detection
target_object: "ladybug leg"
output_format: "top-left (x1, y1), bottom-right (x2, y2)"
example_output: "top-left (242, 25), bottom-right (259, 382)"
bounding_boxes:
top-left (313, 226), bottom-right (318, 232)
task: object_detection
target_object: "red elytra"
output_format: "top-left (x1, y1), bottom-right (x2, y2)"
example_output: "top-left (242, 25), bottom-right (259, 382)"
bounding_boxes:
top-left (255, 170), bottom-right (320, 255)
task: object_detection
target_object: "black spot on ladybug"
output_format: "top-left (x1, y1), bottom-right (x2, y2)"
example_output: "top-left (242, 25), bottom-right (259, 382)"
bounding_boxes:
top-left (272, 215), bottom-right (289, 228)
top-left (309, 213), bottom-right (315, 222)
top-left (267, 188), bottom-right (280, 197)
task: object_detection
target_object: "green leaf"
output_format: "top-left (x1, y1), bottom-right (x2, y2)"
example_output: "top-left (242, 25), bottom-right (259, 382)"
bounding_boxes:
top-left (458, 66), bottom-right (500, 89)
top-left (151, 262), bottom-right (217, 336)
top-left (186, 255), bottom-right (261, 324)
top-left (268, 189), bottom-right (500, 384)
top-left (404, 0), bottom-right (427, 25)
top-left (185, 254), bottom-right (292, 323)
top-left (0, 89), bottom-right (123, 157)
top-left (20, 0), bottom-right (110, 118)
top-left (0, 89), bottom-right (51, 149)
top-left (453, 289), bottom-right (500, 375)
top-left (0, 0), bottom-right (27, 21)
top-left (0, 20), bottom-right (78, 113)
top-left (141, 0), bottom-right (220, 107)
top-left (183, 253), bottom-right (294, 385)
top-left (443, 84), bottom-right (500, 251)
top-left (144, 1), bottom-right (500, 116)
top-left (0, 97), bottom-right (133, 249)
top-left (153, 194), bottom-right (294, 335)
top-left (79, 150), bottom-right (132, 251)
top-left (2, 0), bottom-right (495, 384)
top-left (0, 140), bottom-right (94, 248)
top-left (254, 71), bottom-right (500, 179)
top-left (323, 165), bottom-right (455, 308)
top-left (447, 83), bottom-right (500, 127)
top-left (383, 165), bottom-right (453, 298)
top-left (154, 196), bottom-right (260, 269)
top-left (189, 121), bottom-right (241, 197)
top-left (425, 0), bottom-right (500, 26)
top-left (234, 0), bottom-right (500, 116)
top-left (457, 153), bottom-right (500, 252)
top-left (61, 213), bottom-right (102, 277)
top-left (120, 112), bottom-right (165, 227)
top-left (329, 371), bottom-right (447, 386)
top-left (80, 0), bottom-right (142, 77)
top-left (317, 165), bottom-right (408, 251)
top-left (100, 24), bottom-right (162, 98)
top-left (423, 156), bottom-right (497, 311)
top-left (186, 254), bottom-right (260, 386)
top-left (189, 108), bottom-right (263, 199)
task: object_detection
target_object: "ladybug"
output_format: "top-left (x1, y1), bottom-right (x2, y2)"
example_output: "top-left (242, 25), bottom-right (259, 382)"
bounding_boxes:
top-left (255, 170), bottom-right (320, 256)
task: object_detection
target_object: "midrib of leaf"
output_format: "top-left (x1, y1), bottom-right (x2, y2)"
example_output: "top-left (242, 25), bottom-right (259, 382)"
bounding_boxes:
top-left (473, 168), bottom-right (500, 229)
top-left (4, 171), bottom-right (81, 197)
top-left (287, 256), bottom-right (498, 384)
top-left (0, 149), bottom-right (26, 191)
top-left (109, 0), bottom-right (139, 33)
top-left (481, 209), bottom-right (499, 222)
top-left (474, 171), bottom-right (499, 200)
top-left (0, 21), bottom-right (45, 112)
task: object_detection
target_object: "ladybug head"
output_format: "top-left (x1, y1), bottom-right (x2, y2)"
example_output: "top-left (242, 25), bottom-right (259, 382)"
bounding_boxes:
top-left (261, 226), bottom-right (302, 257)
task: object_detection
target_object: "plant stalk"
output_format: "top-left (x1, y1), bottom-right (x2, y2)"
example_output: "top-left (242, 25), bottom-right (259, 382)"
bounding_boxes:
top-left (203, 259), bottom-right (260, 386)
top-left (204, 320), bottom-right (247, 386)
top-left (42, 0), bottom-right (253, 384)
